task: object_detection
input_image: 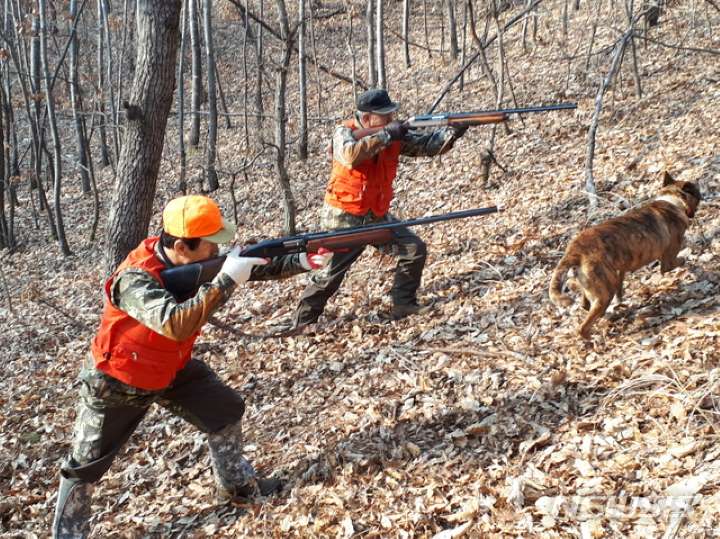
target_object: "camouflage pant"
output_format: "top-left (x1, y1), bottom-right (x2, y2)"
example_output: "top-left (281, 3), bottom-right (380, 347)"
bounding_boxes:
top-left (295, 204), bottom-right (427, 324)
top-left (61, 355), bottom-right (251, 488)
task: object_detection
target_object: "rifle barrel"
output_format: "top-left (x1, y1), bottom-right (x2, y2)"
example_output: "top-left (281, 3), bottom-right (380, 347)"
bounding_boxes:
top-left (408, 102), bottom-right (576, 127)
top-left (319, 206), bottom-right (500, 236)
top-left (473, 103), bottom-right (577, 116)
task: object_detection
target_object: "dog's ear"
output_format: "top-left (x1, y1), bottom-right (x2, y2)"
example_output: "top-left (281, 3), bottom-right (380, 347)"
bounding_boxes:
top-left (681, 182), bottom-right (702, 201)
top-left (662, 170), bottom-right (675, 186)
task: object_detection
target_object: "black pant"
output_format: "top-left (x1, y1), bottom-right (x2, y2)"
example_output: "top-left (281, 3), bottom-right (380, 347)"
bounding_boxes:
top-left (61, 357), bottom-right (246, 483)
top-left (295, 221), bottom-right (427, 325)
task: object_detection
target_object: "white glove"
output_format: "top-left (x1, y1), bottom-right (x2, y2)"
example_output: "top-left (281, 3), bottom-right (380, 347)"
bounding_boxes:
top-left (299, 248), bottom-right (334, 271)
top-left (220, 247), bottom-right (269, 284)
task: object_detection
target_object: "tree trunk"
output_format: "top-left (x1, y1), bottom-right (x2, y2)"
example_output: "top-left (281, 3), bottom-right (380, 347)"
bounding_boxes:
top-left (189, 0), bottom-right (202, 147)
top-left (423, 0), bottom-right (431, 57)
top-left (344, 0), bottom-right (358, 102)
top-left (273, 0), bottom-right (296, 235)
top-left (96, 0), bottom-right (111, 167)
top-left (203, 0), bottom-right (219, 191)
top-left (39, 0), bottom-right (71, 255)
top-left (446, 0), bottom-right (459, 59)
top-left (0, 80), bottom-right (8, 249)
top-left (178, 0), bottom-right (189, 193)
top-left (403, 0), bottom-right (411, 67)
top-left (104, 0), bottom-right (182, 274)
top-left (586, 28), bottom-right (633, 205)
top-left (116, 0), bottom-right (131, 132)
top-left (69, 0), bottom-right (91, 194)
top-left (255, 0), bottom-right (265, 141)
top-left (375, 0), bottom-right (386, 89)
top-left (308, 3), bottom-right (323, 117)
top-left (99, 0), bottom-right (120, 163)
top-left (298, 0), bottom-right (308, 160)
top-left (366, 0), bottom-right (376, 87)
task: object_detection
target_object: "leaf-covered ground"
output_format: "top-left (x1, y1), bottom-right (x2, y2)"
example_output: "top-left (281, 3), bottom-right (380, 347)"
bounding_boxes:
top-left (1, 1), bottom-right (719, 537)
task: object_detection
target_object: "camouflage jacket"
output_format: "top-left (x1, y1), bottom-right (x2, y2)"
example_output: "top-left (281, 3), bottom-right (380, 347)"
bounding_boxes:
top-left (111, 245), bottom-right (306, 341)
top-left (331, 112), bottom-right (462, 168)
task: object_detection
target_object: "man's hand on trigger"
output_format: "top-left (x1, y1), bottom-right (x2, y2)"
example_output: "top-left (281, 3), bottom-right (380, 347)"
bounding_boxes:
top-left (384, 121), bottom-right (408, 141)
top-left (300, 247), bottom-right (334, 271)
top-left (220, 246), bottom-right (269, 284)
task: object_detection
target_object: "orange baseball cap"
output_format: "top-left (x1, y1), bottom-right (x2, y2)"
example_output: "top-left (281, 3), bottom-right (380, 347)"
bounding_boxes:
top-left (162, 195), bottom-right (236, 243)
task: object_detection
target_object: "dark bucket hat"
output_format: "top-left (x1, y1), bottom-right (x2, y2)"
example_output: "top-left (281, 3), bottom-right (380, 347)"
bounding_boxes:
top-left (356, 89), bottom-right (399, 115)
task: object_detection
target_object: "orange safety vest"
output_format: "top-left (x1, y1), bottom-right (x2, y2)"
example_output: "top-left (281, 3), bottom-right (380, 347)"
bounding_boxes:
top-left (91, 238), bottom-right (199, 390)
top-left (325, 118), bottom-right (402, 217)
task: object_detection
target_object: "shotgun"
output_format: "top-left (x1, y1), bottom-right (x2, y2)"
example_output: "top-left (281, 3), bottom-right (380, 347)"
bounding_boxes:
top-left (161, 206), bottom-right (501, 299)
top-left (352, 102), bottom-right (577, 139)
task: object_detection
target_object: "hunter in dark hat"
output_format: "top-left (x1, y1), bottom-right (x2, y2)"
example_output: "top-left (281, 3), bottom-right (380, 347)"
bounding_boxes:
top-left (290, 88), bottom-right (468, 332)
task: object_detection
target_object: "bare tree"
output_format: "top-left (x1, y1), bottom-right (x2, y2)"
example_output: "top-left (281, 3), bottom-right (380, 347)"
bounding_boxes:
top-left (585, 27), bottom-right (635, 204)
top-left (0, 80), bottom-right (8, 249)
top-left (99, 0), bottom-right (120, 162)
top-left (344, 0), bottom-right (359, 102)
top-left (96, 0), bottom-right (111, 167)
top-left (104, 0), bottom-right (182, 273)
top-left (298, 0), bottom-right (308, 159)
top-left (446, 0), bottom-right (459, 59)
top-left (272, 0), bottom-right (297, 234)
top-left (189, 0), bottom-right (202, 147)
top-left (39, 0), bottom-right (71, 255)
top-left (178, 0), bottom-right (189, 193)
top-left (376, 0), bottom-right (386, 88)
top-left (69, 0), bottom-right (91, 194)
top-left (255, 0), bottom-right (266, 141)
top-left (203, 0), bottom-right (219, 191)
top-left (403, 0), bottom-right (411, 67)
top-left (625, 0), bottom-right (643, 98)
top-left (366, 0), bottom-right (377, 86)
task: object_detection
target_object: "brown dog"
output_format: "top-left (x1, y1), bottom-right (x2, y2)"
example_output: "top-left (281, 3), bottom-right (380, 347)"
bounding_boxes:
top-left (549, 172), bottom-right (702, 338)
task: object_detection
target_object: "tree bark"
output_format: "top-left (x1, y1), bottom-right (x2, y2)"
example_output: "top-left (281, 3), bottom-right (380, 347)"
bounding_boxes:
top-left (0, 79), bottom-right (7, 248)
top-left (99, 0), bottom-right (120, 163)
top-left (298, 0), bottom-right (308, 159)
top-left (403, 0), bottom-right (411, 67)
top-left (203, 0), bottom-right (219, 191)
top-left (178, 0), bottom-right (189, 193)
top-left (39, 0), bottom-right (71, 255)
top-left (366, 0), bottom-right (377, 87)
top-left (446, 0), bottom-right (459, 59)
top-left (104, 0), bottom-right (182, 274)
top-left (273, 0), bottom-right (297, 235)
top-left (189, 0), bottom-right (202, 147)
top-left (69, 0), bottom-right (91, 194)
top-left (376, 0), bottom-right (386, 89)
top-left (344, 0), bottom-right (358, 102)
top-left (96, 0), bottom-right (111, 167)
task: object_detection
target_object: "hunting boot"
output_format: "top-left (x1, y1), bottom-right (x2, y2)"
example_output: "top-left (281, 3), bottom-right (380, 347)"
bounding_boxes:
top-left (52, 475), bottom-right (94, 538)
top-left (208, 421), bottom-right (282, 501)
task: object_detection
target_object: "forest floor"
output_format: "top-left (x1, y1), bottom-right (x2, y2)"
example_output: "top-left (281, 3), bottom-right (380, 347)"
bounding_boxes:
top-left (1, 1), bottom-right (720, 537)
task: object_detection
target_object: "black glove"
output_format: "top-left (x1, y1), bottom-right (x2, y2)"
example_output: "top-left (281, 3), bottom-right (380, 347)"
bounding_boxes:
top-left (451, 124), bottom-right (469, 139)
top-left (383, 121), bottom-right (408, 141)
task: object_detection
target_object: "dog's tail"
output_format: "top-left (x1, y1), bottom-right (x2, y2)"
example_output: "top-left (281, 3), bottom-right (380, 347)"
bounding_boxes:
top-left (549, 252), bottom-right (579, 307)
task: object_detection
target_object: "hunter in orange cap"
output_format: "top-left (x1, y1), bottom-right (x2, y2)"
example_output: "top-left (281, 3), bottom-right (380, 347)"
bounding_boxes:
top-left (52, 194), bottom-right (333, 536)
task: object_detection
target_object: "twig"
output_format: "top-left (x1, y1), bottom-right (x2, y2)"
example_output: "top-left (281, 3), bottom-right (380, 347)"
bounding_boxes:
top-left (23, 284), bottom-right (91, 333)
